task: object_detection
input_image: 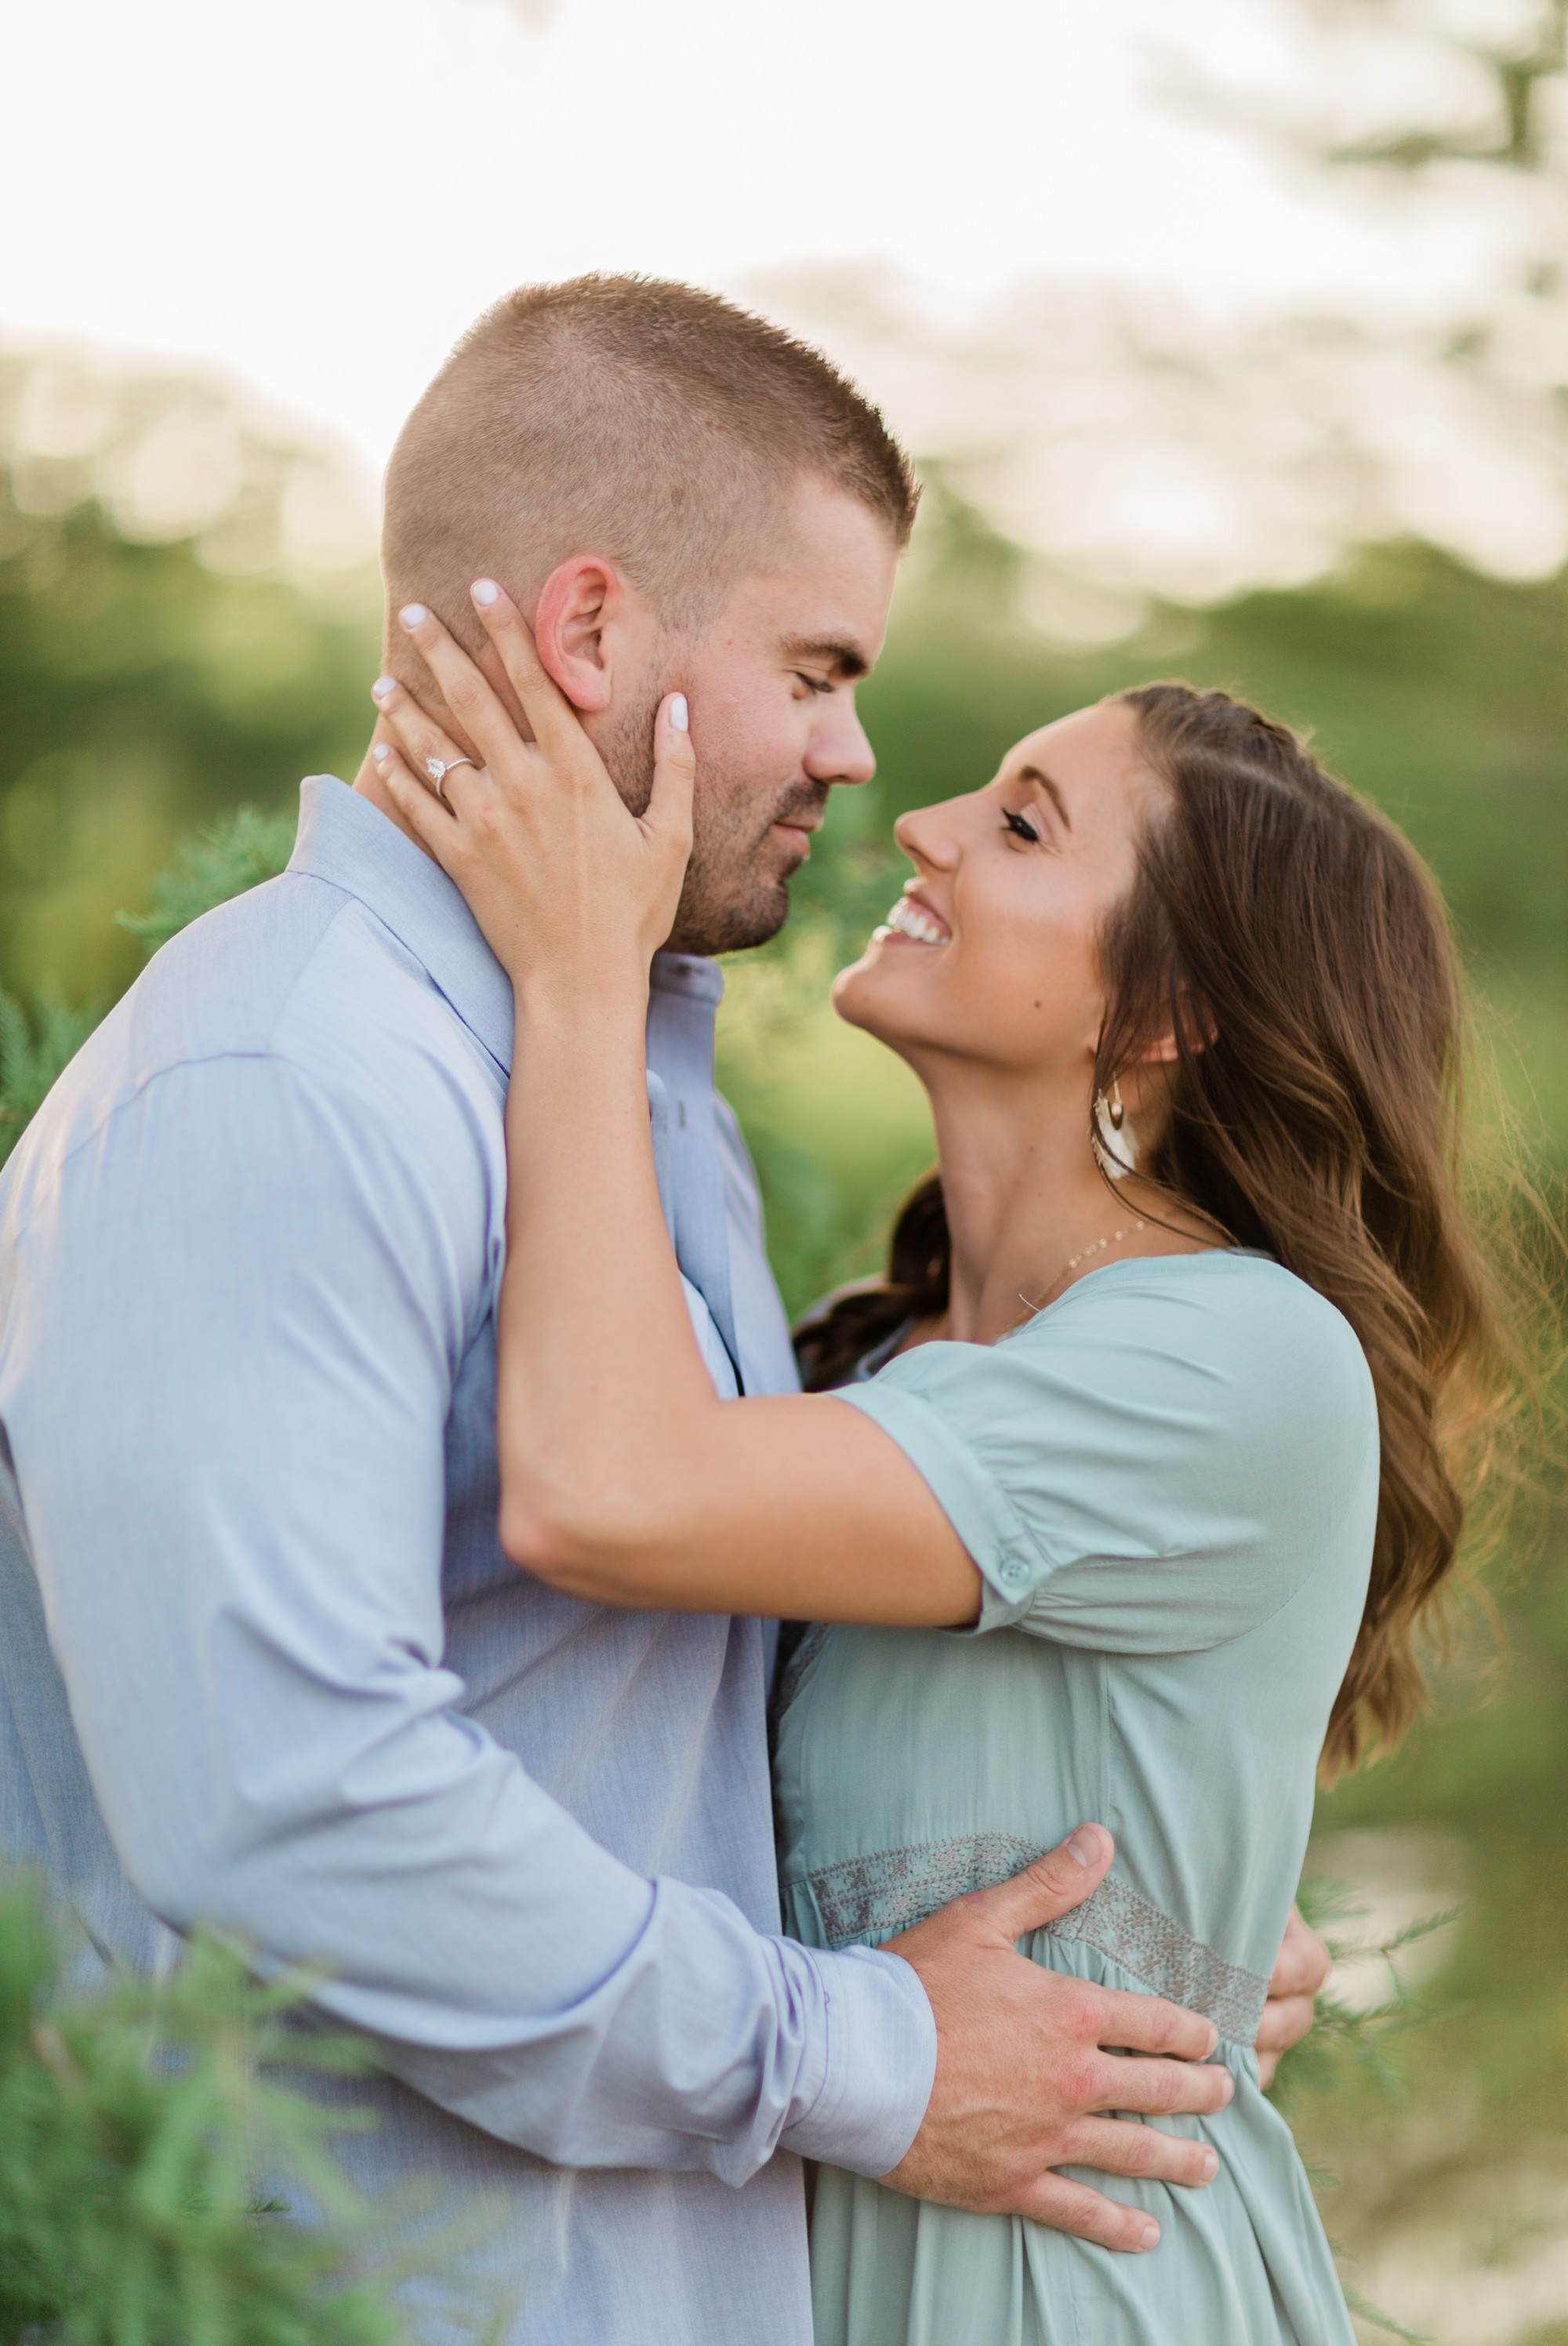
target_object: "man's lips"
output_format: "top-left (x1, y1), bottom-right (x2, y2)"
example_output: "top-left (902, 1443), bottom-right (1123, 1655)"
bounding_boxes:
top-left (771, 815), bottom-right (819, 856)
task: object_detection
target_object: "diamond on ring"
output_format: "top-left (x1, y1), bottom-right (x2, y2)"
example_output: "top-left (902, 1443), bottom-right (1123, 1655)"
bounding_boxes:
top-left (424, 755), bottom-right (476, 797)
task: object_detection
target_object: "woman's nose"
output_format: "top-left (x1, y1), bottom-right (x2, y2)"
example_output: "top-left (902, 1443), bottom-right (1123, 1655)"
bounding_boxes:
top-left (894, 801), bottom-right (960, 870)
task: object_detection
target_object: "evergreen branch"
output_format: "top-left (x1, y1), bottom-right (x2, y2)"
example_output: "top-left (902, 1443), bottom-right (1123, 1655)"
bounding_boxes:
top-left (0, 1872), bottom-right (508, 2344)
top-left (0, 989), bottom-right (100, 1171)
top-left (115, 808), bottom-right (298, 959)
top-left (1341, 2279), bottom-right (1434, 2344)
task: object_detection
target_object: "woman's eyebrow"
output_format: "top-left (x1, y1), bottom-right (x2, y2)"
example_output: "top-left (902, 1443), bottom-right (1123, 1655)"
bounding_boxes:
top-left (1014, 763), bottom-right (1072, 830)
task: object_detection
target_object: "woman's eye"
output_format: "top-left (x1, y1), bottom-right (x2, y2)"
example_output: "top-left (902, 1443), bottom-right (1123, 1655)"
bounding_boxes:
top-left (1002, 808), bottom-right (1040, 843)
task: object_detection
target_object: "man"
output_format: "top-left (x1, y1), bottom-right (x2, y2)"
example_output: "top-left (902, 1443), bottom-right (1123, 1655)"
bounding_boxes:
top-left (0, 277), bottom-right (1325, 2344)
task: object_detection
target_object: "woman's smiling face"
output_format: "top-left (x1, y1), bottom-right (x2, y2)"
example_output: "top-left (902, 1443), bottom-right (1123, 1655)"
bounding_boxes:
top-left (832, 699), bottom-right (1163, 1094)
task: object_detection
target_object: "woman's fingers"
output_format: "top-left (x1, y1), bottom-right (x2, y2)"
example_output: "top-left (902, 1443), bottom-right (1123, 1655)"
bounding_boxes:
top-left (373, 741), bottom-right (459, 862)
top-left (394, 601), bottom-right (524, 777)
top-left (369, 674), bottom-right (482, 807)
top-left (467, 579), bottom-right (584, 760)
top-left (647, 694), bottom-right (695, 864)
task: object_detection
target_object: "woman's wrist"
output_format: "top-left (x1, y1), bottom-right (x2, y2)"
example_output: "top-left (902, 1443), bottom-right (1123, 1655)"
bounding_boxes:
top-left (510, 961), bottom-right (653, 1049)
top-left (512, 941), bottom-right (652, 1008)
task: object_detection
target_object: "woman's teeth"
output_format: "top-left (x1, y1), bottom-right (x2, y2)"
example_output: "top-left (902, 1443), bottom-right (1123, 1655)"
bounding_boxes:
top-left (879, 897), bottom-right (949, 946)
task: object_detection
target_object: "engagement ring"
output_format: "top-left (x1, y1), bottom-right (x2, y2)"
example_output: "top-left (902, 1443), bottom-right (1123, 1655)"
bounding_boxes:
top-left (425, 755), bottom-right (476, 801)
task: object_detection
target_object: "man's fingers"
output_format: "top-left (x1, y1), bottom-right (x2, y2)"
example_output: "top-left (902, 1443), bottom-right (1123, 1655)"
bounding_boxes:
top-left (1056, 2115), bottom-right (1219, 2189)
top-left (1255, 1992), bottom-right (1315, 2057)
top-left (468, 579), bottom-right (583, 757)
top-left (1087, 1985), bottom-right (1219, 2065)
top-left (963, 1824), bottom-right (1114, 1944)
top-left (1090, 2053), bottom-right (1234, 2119)
top-left (1012, 2171), bottom-right (1161, 2254)
top-left (1269, 1904), bottom-right (1332, 2002)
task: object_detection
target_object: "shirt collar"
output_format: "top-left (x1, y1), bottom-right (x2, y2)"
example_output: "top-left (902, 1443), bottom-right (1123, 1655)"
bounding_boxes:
top-left (287, 776), bottom-right (725, 1073)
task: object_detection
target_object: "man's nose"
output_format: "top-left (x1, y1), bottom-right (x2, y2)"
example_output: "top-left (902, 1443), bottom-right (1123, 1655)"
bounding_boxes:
top-left (805, 700), bottom-right (877, 790)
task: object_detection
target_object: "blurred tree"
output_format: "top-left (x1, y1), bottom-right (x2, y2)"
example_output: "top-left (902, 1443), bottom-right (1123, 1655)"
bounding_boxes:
top-left (0, 1870), bottom-right (501, 2344)
top-left (1152, 0), bottom-right (1568, 558)
top-left (0, 350), bottom-right (378, 1002)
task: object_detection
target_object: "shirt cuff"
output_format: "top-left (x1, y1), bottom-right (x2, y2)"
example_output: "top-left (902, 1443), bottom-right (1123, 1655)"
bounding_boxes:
top-left (833, 1382), bottom-right (1040, 1632)
top-left (775, 1943), bottom-right (937, 2176)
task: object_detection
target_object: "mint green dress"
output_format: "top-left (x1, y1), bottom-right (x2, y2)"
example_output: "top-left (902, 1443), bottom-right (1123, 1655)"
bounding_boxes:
top-left (774, 1252), bottom-right (1377, 2346)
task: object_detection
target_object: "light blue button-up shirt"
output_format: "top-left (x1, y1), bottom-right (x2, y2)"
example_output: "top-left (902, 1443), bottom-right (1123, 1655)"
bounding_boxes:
top-left (0, 777), bottom-right (935, 2345)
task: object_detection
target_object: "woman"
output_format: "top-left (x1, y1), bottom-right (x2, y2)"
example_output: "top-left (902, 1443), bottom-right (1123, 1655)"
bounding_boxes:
top-left (370, 584), bottom-right (1501, 2346)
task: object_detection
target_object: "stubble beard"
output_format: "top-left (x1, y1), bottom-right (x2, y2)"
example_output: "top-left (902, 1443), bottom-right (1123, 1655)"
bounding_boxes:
top-left (598, 687), bottom-right (826, 960)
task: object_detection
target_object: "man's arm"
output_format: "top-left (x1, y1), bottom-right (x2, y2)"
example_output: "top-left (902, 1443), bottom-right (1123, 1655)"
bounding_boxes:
top-left (8, 1048), bottom-right (926, 2184)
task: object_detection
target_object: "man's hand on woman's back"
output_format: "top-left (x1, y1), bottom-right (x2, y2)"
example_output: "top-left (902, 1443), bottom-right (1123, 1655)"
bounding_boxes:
top-left (1256, 1904), bottom-right (1331, 2088)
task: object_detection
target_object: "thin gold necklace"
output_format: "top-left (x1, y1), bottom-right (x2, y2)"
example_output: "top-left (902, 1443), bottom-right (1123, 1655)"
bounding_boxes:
top-left (1015, 1219), bottom-right (1147, 1326)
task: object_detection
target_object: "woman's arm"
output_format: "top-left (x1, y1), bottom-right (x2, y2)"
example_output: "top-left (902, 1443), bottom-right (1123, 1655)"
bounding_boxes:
top-left (373, 589), bottom-right (980, 1629)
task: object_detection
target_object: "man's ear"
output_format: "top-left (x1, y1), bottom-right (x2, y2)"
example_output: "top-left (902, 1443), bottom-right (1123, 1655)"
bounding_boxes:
top-left (532, 554), bottom-right (629, 714)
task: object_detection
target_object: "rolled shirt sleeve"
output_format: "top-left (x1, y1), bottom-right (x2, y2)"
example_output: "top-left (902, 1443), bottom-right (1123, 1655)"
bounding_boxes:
top-left (834, 1258), bottom-right (1379, 1654)
top-left (4, 1047), bottom-right (932, 2183)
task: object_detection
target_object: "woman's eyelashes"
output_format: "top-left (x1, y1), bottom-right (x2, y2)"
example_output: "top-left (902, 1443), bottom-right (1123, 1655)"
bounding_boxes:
top-left (1001, 806), bottom-right (1040, 844)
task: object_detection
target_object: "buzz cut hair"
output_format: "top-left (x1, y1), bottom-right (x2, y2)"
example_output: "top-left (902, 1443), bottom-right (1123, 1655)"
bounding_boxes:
top-left (381, 274), bottom-right (919, 647)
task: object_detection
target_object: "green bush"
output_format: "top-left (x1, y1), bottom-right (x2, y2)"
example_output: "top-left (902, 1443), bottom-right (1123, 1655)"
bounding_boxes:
top-left (0, 1873), bottom-right (411, 2346)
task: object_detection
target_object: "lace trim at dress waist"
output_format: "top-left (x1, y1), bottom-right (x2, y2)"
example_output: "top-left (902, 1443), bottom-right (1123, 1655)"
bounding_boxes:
top-left (789, 1834), bottom-right (1269, 2046)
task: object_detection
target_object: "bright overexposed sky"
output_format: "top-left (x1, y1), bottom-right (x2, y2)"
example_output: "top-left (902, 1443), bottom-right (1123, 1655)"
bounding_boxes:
top-left (5, 0), bottom-right (1418, 473)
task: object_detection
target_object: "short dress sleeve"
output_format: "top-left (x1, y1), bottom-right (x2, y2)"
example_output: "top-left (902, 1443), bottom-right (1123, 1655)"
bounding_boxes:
top-left (832, 1253), bottom-right (1379, 1654)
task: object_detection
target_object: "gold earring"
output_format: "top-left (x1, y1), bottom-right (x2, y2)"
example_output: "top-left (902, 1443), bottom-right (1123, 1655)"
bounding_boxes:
top-left (1108, 1077), bottom-right (1125, 1132)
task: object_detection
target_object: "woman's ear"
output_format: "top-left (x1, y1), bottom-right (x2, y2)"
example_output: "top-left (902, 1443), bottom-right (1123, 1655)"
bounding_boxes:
top-left (532, 554), bottom-right (628, 714)
top-left (1137, 991), bottom-right (1218, 1069)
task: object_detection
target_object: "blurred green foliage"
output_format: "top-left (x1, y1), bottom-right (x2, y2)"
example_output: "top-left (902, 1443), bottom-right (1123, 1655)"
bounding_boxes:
top-left (1, 455), bottom-right (1565, 2337)
top-left (0, 1872), bottom-right (417, 2345)
top-left (0, 484), bottom-right (375, 1004)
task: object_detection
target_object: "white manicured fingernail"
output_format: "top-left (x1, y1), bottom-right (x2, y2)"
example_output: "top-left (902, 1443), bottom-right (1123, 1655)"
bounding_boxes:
top-left (371, 676), bottom-right (396, 700)
top-left (471, 578), bottom-right (500, 606)
top-left (669, 693), bottom-right (689, 733)
top-left (399, 603), bottom-right (428, 630)
top-left (372, 741), bottom-right (391, 762)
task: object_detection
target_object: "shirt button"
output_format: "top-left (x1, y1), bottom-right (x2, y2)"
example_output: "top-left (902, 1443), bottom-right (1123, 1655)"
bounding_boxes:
top-left (1000, 1559), bottom-right (1026, 1585)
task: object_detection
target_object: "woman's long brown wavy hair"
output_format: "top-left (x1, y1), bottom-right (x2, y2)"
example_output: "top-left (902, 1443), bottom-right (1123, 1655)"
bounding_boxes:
top-left (796, 682), bottom-right (1514, 1777)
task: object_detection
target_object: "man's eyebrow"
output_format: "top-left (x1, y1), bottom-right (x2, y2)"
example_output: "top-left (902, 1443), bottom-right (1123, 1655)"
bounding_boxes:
top-left (781, 634), bottom-right (869, 681)
top-left (1014, 763), bottom-right (1073, 830)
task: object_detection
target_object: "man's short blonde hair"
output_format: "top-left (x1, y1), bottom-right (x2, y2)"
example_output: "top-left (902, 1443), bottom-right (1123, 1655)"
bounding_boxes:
top-left (382, 274), bottom-right (918, 646)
